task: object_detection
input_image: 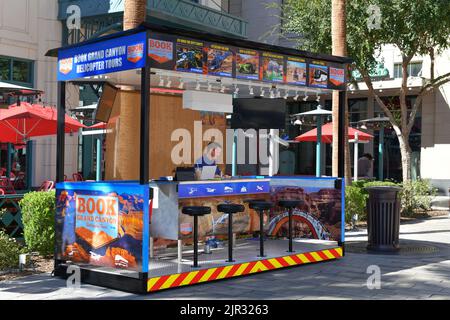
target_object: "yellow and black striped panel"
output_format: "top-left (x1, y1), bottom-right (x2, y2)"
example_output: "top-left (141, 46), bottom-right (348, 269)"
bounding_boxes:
top-left (147, 247), bottom-right (343, 292)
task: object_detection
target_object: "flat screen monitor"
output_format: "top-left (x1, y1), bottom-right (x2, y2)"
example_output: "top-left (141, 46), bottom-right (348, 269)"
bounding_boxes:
top-left (231, 98), bottom-right (286, 129)
top-left (175, 167), bottom-right (196, 181)
top-left (95, 82), bottom-right (118, 123)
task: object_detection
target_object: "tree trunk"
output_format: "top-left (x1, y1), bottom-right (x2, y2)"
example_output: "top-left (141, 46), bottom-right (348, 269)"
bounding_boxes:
top-left (344, 101), bottom-right (352, 185)
top-left (115, 0), bottom-right (147, 180)
top-left (398, 134), bottom-right (412, 182)
top-left (124, 0), bottom-right (146, 30)
top-left (331, 0), bottom-right (347, 178)
top-left (332, 91), bottom-right (340, 177)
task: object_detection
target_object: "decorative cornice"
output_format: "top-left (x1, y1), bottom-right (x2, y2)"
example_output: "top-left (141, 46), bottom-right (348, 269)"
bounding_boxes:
top-left (58, 0), bottom-right (247, 38)
top-left (58, 0), bottom-right (124, 19)
top-left (148, 0), bottom-right (246, 37)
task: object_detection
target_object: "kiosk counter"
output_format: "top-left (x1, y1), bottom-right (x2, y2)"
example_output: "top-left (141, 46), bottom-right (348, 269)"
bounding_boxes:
top-left (150, 178), bottom-right (271, 241)
top-left (56, 176), bottom-right (344, 293)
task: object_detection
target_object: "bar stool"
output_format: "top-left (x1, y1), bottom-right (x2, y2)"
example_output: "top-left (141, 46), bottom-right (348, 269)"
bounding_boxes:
top-left (248, 200), bottom-right (273, 257)
top-left (217, 203), bottom-right (245, 262)
top-left (182, 206), bottom-right (212, 268)
top-left (278, 200), bottom-right (302, 253)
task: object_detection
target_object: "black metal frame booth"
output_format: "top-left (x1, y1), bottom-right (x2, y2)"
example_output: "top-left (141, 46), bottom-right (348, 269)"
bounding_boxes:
top-left (47, 22), bottom-right (351, 293)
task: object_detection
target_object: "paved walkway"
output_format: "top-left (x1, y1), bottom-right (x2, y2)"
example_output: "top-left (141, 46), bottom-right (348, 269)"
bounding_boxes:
top-left (1, 214), bottom-right (449, 300)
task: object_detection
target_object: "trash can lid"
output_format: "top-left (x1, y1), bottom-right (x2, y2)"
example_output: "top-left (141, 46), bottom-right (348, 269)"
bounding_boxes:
top-left (365, 185), bottom-right (402, 192)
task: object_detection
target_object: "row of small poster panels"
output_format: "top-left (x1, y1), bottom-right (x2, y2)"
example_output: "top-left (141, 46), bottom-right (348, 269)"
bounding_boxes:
top-left (149, 33), bottom-right (346, 90)
top-left (57, 31), bottom-right (346, 90)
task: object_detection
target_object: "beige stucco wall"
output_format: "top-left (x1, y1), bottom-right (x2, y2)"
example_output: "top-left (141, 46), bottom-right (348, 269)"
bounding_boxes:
top-left (420, 49), bottom-right (450, 183)
top-left (0, 0), bottom-right (62, 106)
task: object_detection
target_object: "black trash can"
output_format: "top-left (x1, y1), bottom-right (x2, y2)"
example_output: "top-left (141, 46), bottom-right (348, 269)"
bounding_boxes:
top-left (366, 186), bottom-right (402, 252)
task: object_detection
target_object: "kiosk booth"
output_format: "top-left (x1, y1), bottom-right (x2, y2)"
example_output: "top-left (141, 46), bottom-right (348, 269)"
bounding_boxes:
top-left (47, 22), bottom-right (351, 293)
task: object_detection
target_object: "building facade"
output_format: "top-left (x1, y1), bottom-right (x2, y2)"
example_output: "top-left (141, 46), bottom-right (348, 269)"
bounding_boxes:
top-left (0, 0), bottom-right (80, 187)
top-left (230, 1), bottom-right (450, 195)
top-left (0, 0), bottom-right (61, 105)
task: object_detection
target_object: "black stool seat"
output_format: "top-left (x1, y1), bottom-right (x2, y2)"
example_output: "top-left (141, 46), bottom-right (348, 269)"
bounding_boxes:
top-left (217, 203), bottom-right (245, 263)
top-left (278, 200), bottom-right (302, 208)
top-left (278, 199), bottom-right (302, 253)
top-left (182, 206), bottom-right (211, 216)
top-left (181, 206), bottom-right (211, 268)
top-left (247, 200), bottom-right (273, 257)
top-left (217, 203), bottom-right (245, 214)
top-left (248, 201), bottom-right (273, 211)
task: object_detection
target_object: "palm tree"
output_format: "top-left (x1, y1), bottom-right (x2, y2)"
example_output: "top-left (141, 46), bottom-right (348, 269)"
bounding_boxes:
top-left (124, 0), bottom-right (146, 30)
top-left (111, 0), bottom-right (147, 180)
top-left (331, 0), bottom-right (351, 183)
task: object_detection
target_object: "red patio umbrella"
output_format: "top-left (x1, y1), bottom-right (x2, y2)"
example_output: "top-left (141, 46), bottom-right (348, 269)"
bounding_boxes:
top-left (294, 122), bottom-right (373, 143)
top-left (88, 122), bottom-right (107, 129)
top-left (87, 116), bottom-right (120, 130)
top-left (0, 102), bottom-right (86, 144)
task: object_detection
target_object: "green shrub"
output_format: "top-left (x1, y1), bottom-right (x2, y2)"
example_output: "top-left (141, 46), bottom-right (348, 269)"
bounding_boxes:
top-left (345, 186), bottom-right (368, 223)
top-left (401, 179), bottom-right (437, 216)
top-left (0, 230), bottom-right (25, 270)
top-left (363, 180), bottom-right (399, 188)
top-left (20, 191), bottom-right (56, 256)
top-left (345, 179), bottom-right (437, 220)
top-left (345, 180), bottom-right (402, 223)
top-left (350, 179), bottom-right (371, 189)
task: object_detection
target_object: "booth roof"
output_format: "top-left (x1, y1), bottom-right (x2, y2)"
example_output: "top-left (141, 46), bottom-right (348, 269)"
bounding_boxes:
top-left (45, 22), bottom-right (353, 65)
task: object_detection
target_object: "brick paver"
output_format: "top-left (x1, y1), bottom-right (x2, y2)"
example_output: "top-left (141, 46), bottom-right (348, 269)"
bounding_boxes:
top-left (1, 214), bottom-right (449, 300)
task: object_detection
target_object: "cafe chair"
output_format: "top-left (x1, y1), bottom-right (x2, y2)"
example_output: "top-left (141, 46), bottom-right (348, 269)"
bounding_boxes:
top-left (181, 206), bottom-right (212, 268)
top-left (38, 180), bottom-right (55, 192)
top-left (72, 173), bottom-right (83, 181)
top-left (13, 173), bottom-right (26, 190)
top-left (217, 203), bottom-right (245, 262)
top-left (278, 200), bottom-right (303, 253)
top-left (248, 200), bottom-right (274, 257)
top-left (0, 177), bottom-right (16, 194)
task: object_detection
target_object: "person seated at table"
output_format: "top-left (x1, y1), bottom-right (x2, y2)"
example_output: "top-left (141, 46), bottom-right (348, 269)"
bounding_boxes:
top-left (194, 142), bottom-right (225, 179)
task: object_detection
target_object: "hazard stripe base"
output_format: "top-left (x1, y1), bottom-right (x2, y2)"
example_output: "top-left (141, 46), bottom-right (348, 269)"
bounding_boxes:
top-left (147, 247), bottom-right (343, 292)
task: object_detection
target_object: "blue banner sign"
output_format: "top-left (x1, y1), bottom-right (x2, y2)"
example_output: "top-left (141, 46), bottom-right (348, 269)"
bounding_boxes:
top-left (178, 180), bottom-right (270, 199)
top-left (57, 32), bottom-right (147, 81)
